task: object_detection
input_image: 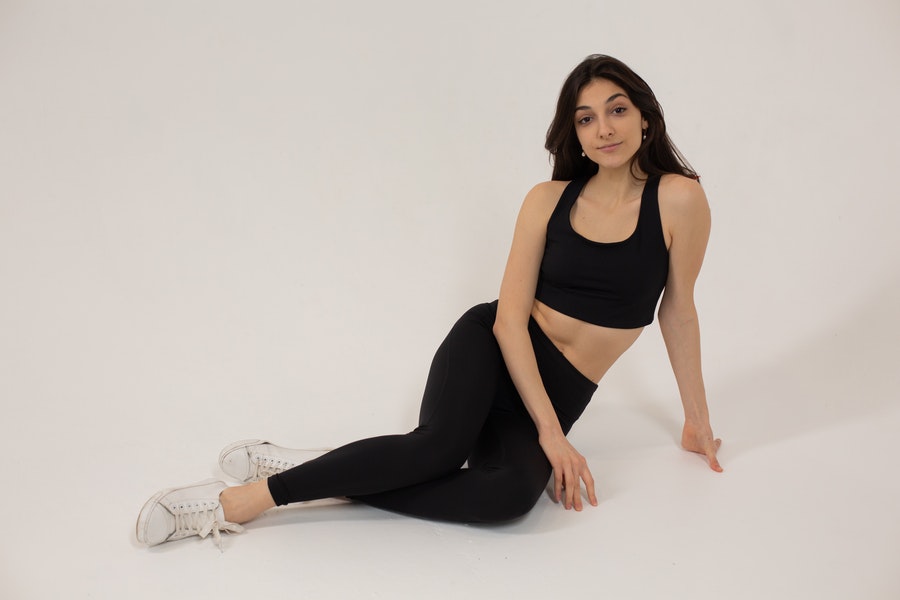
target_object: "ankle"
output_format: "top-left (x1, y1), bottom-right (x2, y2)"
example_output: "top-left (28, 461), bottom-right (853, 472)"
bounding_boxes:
top-left (219, 487), bottom-right (238, 522)
top-left (220, 480), bottom-right (275, 524)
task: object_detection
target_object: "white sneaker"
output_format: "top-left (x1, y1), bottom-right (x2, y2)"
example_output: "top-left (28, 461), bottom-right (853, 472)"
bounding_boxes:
top-left (218, 439), bottom-right (330, 483)
top-left (135, 479), bottom-right (244, 548)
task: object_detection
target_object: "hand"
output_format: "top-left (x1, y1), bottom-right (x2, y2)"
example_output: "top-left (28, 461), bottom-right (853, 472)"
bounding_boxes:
top-left (681, 421), bottom-right (723, 472)
top-left (539, 431), bottom-right (598, 511)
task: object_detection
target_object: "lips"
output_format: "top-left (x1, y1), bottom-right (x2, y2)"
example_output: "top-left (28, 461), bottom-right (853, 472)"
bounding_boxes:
top-left (598, 142), bottom-right (622, 152)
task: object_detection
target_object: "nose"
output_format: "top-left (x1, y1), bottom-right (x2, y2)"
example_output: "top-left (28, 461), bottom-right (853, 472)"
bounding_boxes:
top-left (595, 117), bottom-right (614, 139)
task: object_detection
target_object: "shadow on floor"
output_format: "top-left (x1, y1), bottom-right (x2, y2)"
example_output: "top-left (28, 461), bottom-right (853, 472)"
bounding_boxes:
top-left (633, 275), bottom-right (900, 458)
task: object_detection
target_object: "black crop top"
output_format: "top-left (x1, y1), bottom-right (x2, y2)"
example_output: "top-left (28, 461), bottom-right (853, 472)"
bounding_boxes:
top-left (534, 175), bottom-right (669, 329)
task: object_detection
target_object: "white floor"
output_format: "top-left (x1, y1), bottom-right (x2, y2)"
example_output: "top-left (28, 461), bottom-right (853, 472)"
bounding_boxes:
top-left (2, 282), bottom-right (899, 599)
top-left (3, 1), bottom-right (900, 598)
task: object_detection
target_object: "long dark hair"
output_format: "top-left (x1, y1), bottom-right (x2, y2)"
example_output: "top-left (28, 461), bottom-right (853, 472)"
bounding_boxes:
top-left (545, 54), bottom-right (697, 181)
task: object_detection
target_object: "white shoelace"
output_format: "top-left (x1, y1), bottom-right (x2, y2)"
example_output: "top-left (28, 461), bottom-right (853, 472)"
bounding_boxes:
top-left (173, 504), bottom-right (245, 550)
top-left (253, 455), bottom-right (297, 479)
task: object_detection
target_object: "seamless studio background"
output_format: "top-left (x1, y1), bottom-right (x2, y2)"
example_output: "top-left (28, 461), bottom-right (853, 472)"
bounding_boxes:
top-left (1, 1), bottom-right (898, 598)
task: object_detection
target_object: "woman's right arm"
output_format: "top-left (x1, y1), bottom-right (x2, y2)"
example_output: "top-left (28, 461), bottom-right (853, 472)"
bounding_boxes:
top-left (493, 182), bottom-right (598, 511)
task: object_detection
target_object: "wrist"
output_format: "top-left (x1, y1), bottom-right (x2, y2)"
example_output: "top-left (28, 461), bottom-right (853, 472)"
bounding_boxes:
top-left (537, 422), bottom-right (565, 440)
top-left (682, 404), bottom-right (711, 428)
top-left (682, 419), bottom-right (714, 438)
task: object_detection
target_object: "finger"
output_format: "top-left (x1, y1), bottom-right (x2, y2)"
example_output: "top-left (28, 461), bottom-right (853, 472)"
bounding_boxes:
top-left (565, 470), bottom-right (579, 510)
top-left (553, 472), bottom-right (563, 503)
top-left (707, 441), bottom-right (724, 472)
top-left (572, 466), bottom-right (588, 511)
top-left (573, 478), bottom-right (583, 511)
top-left (582, 469), bottom-right (598, 507)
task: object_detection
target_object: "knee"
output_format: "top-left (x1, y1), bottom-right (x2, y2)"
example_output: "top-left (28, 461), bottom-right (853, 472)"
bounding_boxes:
top-left (407, 429), bottom-right (470, 477)
top-left (470, 471), bottom-right (547, 523)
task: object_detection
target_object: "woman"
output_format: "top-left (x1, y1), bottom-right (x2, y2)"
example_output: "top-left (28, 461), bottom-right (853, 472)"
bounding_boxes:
top-left (136, 54), bottom-right (722, 547)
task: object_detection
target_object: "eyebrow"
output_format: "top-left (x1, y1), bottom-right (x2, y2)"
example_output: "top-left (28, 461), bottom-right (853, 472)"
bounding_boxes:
top-left (575, 93), bottom-right (628, 112)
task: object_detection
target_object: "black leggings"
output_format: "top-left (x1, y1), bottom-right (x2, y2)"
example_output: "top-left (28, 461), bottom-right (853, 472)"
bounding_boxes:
top-left (267, 300), bottom-right (597, 523)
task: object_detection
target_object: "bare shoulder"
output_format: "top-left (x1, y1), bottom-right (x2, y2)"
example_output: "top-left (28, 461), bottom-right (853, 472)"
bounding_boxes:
top-left (658, 174), bottom-right (710, 223)
top-left (518, 179), bottom-right (569, 222)
top-left (526, 179), bottom-right (569, 205)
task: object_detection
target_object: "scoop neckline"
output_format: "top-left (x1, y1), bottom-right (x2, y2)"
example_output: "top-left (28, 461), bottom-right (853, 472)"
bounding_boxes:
top-left (567, 180), bottom-right (646, 246)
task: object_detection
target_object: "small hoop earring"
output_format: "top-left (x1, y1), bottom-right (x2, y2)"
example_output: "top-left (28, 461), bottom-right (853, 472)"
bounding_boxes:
top-left (581, 151), bottom-right (586, 157)
top-left (642, 130), bottom-right (647, 141)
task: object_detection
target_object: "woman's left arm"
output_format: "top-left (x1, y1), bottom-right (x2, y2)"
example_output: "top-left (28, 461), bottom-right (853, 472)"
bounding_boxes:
top-left (657, 175), bottom-right (723, 473)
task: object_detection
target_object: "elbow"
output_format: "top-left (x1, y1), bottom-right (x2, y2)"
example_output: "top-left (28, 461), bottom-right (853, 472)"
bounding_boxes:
top-left (492, 312), bottom-right (511, 342)
top-left (658, 302), bottom-right (698, 332)
top-left (492, 302), bottom-right (529, 343)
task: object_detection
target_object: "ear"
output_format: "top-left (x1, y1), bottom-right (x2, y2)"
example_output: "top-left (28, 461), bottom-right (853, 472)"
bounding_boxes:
top-left (642, 118), bottom-right (648, 130)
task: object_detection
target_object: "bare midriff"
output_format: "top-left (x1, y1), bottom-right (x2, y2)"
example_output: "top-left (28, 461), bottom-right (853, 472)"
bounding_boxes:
top-left (531, 299), bottom-right (644, 384)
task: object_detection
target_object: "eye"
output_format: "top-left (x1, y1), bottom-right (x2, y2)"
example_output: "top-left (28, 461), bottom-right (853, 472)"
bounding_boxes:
top-left (576, 115), bottom-right (593, 125)
top-left (611, 106), bottom-right (627, 115)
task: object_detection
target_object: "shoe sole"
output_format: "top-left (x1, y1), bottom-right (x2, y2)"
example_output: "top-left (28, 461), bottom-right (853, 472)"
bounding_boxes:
top-left (135, 477), bottom-right (220, 546)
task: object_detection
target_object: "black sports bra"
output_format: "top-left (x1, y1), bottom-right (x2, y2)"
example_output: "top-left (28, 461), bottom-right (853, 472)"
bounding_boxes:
top-left (534, 175), bottom-right (669, 329)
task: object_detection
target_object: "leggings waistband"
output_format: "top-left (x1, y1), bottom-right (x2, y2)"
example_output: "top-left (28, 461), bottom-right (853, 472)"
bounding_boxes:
top-left (472, 300), bottom-right (597, 432)
top-left (527, 315), bottom-right (597, 389)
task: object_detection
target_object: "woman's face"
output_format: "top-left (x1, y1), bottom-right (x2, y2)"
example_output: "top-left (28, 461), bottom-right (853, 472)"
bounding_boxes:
top-left (573, 78), bottom-right (648, 172)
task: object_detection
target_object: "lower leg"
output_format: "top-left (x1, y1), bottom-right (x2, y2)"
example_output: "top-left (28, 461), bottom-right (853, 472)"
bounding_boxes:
top-left (354, 416), bottom-right (553, 523)
top-left (220, 480), bottom-right (276, 524)
top-left (267, 308), bottom-right (504, 505)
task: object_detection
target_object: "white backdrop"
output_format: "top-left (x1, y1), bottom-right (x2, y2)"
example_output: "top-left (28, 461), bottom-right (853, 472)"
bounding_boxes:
top-left (2, 1), bottom-right (899, 598)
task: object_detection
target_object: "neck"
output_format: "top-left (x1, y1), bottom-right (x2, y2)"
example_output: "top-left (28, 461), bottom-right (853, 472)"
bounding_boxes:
top-left (584, 163), bottom-right (646, 203)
